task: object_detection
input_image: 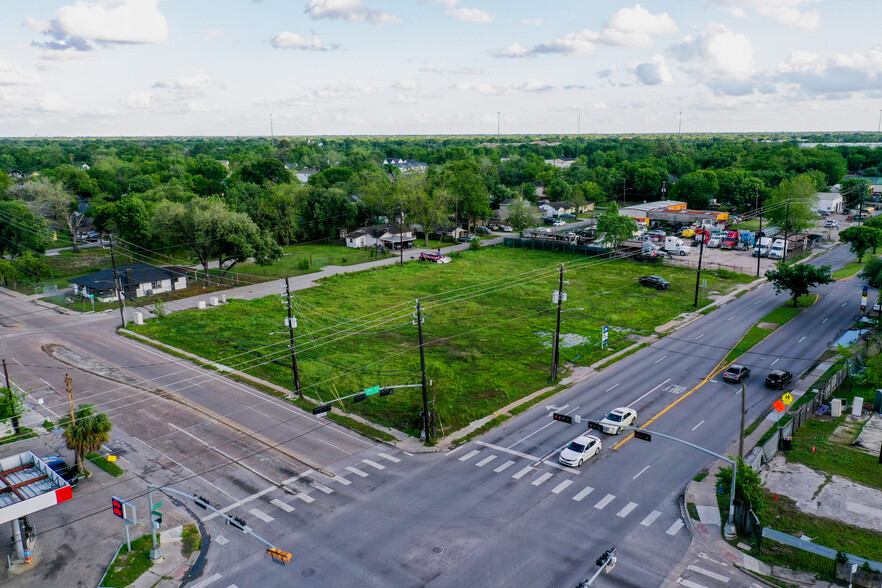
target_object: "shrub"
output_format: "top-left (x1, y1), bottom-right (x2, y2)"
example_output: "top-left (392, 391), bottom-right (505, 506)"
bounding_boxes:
top-left (469, 237), bottom-right (482, 251)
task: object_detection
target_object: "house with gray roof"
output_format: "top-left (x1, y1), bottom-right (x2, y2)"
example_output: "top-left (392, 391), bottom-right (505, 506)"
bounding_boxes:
top-left (68, 262), bottom-right (189, 303)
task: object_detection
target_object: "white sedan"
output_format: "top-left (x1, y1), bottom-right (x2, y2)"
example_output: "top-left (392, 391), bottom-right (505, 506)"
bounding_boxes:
top-left (598, 407), bottom-right (638, 434)
top-left (558, 434), bottom-right (602, 467)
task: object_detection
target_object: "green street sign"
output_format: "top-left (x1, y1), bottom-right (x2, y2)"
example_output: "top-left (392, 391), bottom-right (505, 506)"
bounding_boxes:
top-left (154, 502), bottom-right (162, 508)
top-left (152, 510), bottom-right (162, 517)
top-left (364, 385), bottom-right (381, 396)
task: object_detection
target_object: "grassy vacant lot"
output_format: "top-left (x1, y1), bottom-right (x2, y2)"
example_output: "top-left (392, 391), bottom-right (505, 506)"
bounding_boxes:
top-left (233, 243), bottom-right (395, 279)
top-left (130, 247), bottom-right (752, 437)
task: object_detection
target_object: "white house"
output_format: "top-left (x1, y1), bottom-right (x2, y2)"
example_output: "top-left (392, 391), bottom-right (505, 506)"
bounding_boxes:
top-left (345, 223), bottom-right (416, 250)
top-left (68, 262), bottom-right (188, 303)
top-left (817, 192), bottom-right (843, 213)
top-left (383, 158), bottom-right (428, 173)
top-left (296, 169), bottom-right (319, 183)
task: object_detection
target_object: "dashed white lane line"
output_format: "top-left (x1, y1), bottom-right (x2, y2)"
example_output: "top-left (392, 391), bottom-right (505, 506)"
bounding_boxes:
top-left (475, 455), bottom-right (497, 467)
top-left (727, 315), bottom-right (735, 321)
top-left (666, 520), bottom-right (685, 535)
top-left (378, 452), bottom-right (401, 463)
top-left (692, 420), bottom-right (705, 431)
top-left (822, 318), bottom-right (829, 323)
top-left (552, 480), bottom-right (573, 494)
top-left (594, 494), bottom-right (616, 510)
top-left (572, 486), bottom-right (594, 501)
top-left (249, 508), bottom-right (274, 523)
top-left (345, 466), bottom-right (369, 478)
top-left (654, 355), bottom-right (668, 364)
top-left (295, 493), bottom-right (315, 503)
top-left (512, 466), bottom-right (534, 480)
top-left (694, 333), bottom-right (705, 340)
top-left (362, 459), bottom-right (385, 470)
top-left (771, 358), bottom-right (779, 366)
top-left (798, 336), bottom-right (806, 343)
top-left (617, 502), bottom-right (638, 518)
top-left (606, 383), bottom-right (620, 392)
top-left (687, 565), bottom-right (731, 583)
top-left (532, 472), bottom-right (553, 486)
top-left (633, 465), bottom-right (650, 480)
top-left (640, 510), bottom-right (662, 526)
top-left (188, 573), bottom-right (223, 588)
top-left (494, 460), bottom-right (515, 473)
top-left (270, 499), bottom-right (295, 513)
top-left (629, 379), bottom-right (671, 408)
top-left (676, 578), bottom-right (708, 588)
top-left (459, 450), bottom-right (481, 462)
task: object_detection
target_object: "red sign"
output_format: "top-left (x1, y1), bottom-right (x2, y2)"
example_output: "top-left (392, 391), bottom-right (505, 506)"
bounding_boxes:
top-left (772, 400), bottom-right (786, 413)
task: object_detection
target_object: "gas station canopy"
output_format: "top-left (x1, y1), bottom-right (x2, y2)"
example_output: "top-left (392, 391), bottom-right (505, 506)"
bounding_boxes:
top-left (0, 452), bottom-right (72, 525)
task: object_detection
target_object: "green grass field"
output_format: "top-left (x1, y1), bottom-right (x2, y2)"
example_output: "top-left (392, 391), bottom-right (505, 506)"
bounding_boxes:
top-left (232, 243), bottom-right (395, 279)
top-left (130, 247), bottom-right (752, 437)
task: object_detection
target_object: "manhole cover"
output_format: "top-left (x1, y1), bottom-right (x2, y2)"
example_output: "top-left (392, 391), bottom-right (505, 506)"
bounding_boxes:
top-left (433, 546), bottom-right (444, 554)
top-left (301, 568), bottom-right (316, 577)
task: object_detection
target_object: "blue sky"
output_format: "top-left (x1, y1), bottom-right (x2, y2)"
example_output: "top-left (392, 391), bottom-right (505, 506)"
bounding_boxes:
top-left (1, 0), bottom-right (881, 137)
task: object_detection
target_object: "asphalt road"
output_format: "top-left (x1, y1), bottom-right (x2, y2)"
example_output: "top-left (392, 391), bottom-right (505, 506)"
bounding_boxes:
top-left (0, 242), bottom-right (866, 588)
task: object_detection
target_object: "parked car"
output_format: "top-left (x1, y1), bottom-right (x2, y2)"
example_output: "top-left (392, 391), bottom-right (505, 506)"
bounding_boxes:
top-left (818, 210), bottom-right (831, 217)
top-left (765, 369), bottom-right (793, 389)
top-left (824, 219), bottom-right (838, 228)
top-left (502, 226), bottom-right (514, 232)
top-left (722, 364), bottom-right (751, 383)
top-left (475, 226), bottom-right (492, 235)
top-left (558, 434), bottom-right (602, 467)
top-left (42, 456), bottom-right (79, 488)
top-left (598, 407), bottom-right (638, 434)
top-left (638, 275), bottom-right (671, 290)
top-left (456, 234), bottom-right (477, 242)
top-left (552, 220), bottom-right (566, 227)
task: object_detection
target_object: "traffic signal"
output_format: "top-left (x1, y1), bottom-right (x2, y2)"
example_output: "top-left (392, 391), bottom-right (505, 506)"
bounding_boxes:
top-left (552, 413), bottom-right (573, 424)
top-left (267, 548), bottom-right (292, 563)
top-left (634, 429), bottom-right (652, 442)
top-left (352, 393), bottom-right (367, 404)
top-left (111, 496), bottom-right (125, 519)
top-left (586, 420), bottom-right (602, 431)
top-left (596, 550), bottom-right (611, 566)
top-left (229, 516), bottom-right (247, 531)
top-left (194, 496), bottom-right (211, 509)
top-left (312, 404), bottom-right (332, 415)
top-left (378, 387), bottom-right (394, 397)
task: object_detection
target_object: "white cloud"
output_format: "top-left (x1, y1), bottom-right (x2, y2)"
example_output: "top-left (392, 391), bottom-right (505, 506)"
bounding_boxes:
top-left (391, 80), bottom-right (418, 90)
top-left (204, 30), bottom-right (227, 42)
top-left (491, 43), bottom-right (532, 59)
top-left (453, 79), bottom-right (552, 95)
top-left (521, 18), bottom-right (542, 26)
top-left (270, 32), bottom-right (334, 51)
top-left (630, 54), bottom-right (673, 85)
top-left (30, 0), bottom-right (169, 58)
top-left (187, 102), bottom-right (218, 113)
top-left (304, 0), bottom-right (401, 26)
top-left (668, 23), bottom-right (754, 79)
top-left (120, 90), bottom-right (152, 108)
top-left (516, 78), bottom-right (552, 92)
top-left (277, 79), bottom-right (377, 105)
top-left (0, 59), bottom-right (42, 85)
top-left (447, 8), bottom-right (494, 23)
top-left (39, 92), bottom-right (71, 112)
top-left (606, 4), bottom-right (678, 35)
top-left (418, 64), bottom-right (483, 75)
top-left (154, 71), bottom-right (215, 90)
top-left (708, 0), bottom-right (821, 31)
top-left (775, 44), bottom-right (882, 95)
top-left (533, 32), bottom-right (597, 56)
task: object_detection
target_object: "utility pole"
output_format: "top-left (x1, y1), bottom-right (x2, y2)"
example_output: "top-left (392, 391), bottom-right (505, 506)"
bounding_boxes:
top-left (755, 205), bottom-right (764, 278)
top-left (739, 381), bottom-right (746, 458)
top-left (551, 265), bottom-right (565, 381)
top-left (3, 359), bottom-right (21, 435)
top-left (693, 232), bottom-right (705, 308)
top-left (65, 373), bottom-right (75, 424)
top-left (283, 278), bottom-right (302, 400)
top-left (661, 180), bottom-right (667, 201)
top-left (108, 234), bottom-right (127, 327)
top-left (415, 300), bottom-right (430, 444)
top-left (399, 203), bottom-right (405, 267)
top-left (782, 200), bottom-right (790, 263)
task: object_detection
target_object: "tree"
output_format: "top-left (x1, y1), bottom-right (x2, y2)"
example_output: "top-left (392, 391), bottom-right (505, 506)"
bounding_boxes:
top-left (840, 178), bottom-right (871, 209)
top-left (858, 256), bottom-right (882, 288)
top-left (765, 175), bottom-right (819, 234)
top-left (669, 169), bottom-right (718, 210)
top-left (437, 160), bottom-right (490, 232)
top-left (0, 200), bottom-right (52, 257)
top-left (595, 201), bottom-right (638, 250)
top-left (91, 196), bottom-right (154, 247)
top-left (59, 403), bottom-right (113, 475)
top-left (764, 262), bottom-right (833, 306)
top-left (16, 177), bottom-right (87, 252)
top-left (152, 197), bottom-right (282, 278)
top-left (396, 173), bottom-right (451, 246)
top-left (715, 457), bottom-right (766, 522)
top-left (839, 226), bottom-right (882, 263)
top-left (234, 158), bottom-right (292, 185)
top-left (296, 186), bottom-right (356, 241)
top-left (504, 197), bottom-right (539, 230)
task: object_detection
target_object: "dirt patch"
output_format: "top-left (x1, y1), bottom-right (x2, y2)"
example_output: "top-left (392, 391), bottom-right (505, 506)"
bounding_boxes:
top-left (756, 321), bottom-right (779, 330)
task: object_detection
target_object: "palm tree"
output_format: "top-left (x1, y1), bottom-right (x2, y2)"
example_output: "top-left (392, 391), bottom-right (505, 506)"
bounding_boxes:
top-left (59, 404), bottom-right (113, 475)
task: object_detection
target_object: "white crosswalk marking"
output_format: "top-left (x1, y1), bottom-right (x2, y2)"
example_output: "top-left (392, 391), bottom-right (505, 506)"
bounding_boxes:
top-left (617, 502), bottom-right (638, 518)
top-left (493, 460), bottom-right (515, 473)
top-left (377, 452), bottom-right (400, 463)
top-left (512, 466), bottom-right (534, 480)
top-left (687, 565), bottom-right (730, 583)
top-left (552, 479), bottom-right (573, 494)
top-left (666, 520), bottom-right (685, 535)
top-left (475, 455), bottom-right (497, 467)
top-left (188, 573), bottom-right (223, 588)
top-left (640, 510), bottom-right (662, 526)
top-left (270, 499), bottom-right (295, 513)
top-left (332, 476), bottom-right (351, 485)
top-left (594, 494), bottom-right (615, 510)
top-left (295, 493), bottom-right (314, 503)
top-left (249, 508), bottom-right (274, 523)
top-left (362, 459), bottom-right (385, 470)
top-left (532, 472), bottom-right (553, 486)
top-left (459, 450), bottom-right (481, 462)
top-left (345, 466), bottom-right (369, 477)
top-left (676, 578), bottom-right (708, 588)
top-left (309, 481), bottom-right (334, 494)
top-left (572, 486), bottom-right (594, 501)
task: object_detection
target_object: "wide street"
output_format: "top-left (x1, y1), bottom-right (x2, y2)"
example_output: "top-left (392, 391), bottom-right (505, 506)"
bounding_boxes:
top-left (0, 242), bottom-right (866, 587)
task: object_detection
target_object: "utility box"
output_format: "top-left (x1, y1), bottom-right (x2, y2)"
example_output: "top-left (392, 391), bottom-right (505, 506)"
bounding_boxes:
top-left (198, 301), bottom-right (206, 310)
top-left (210, 296), bottom-right (218, 306)
top-left (133, 311), bottom-right (143, 325)
top-left (852, 396), bottom-right (863, 416)
top-left (874, 390), bottom-right (882, 413)
top-left (221, 294), bottom-right (227, 303)
top-left (831, 398), bottom-right (842, 417)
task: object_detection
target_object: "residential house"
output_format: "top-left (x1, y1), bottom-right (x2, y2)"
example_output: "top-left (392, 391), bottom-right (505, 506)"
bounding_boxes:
top-left (383, 158), bottom-right (428, 173)
top-left (68, 262), bottom-right (188, 303)
top-left (296, 169), bottom-right (319, 184)
top-left (544, 158), bottom-right (576, 169)
top-left (345, 223), bottom-right (416, 250)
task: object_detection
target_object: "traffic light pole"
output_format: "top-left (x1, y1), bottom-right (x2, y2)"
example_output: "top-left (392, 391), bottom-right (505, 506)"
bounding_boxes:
top-left (416, 300), bottom-right (431, 445)
top-left (283, 278), bottom-right (303, 400)
top-left (693, 233), bottom-right (705, 307)
top-left (147, 485), bottom-right (162, 560)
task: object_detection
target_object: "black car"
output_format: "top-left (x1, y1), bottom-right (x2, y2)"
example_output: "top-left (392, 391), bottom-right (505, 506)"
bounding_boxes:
top-left (638, 275), bottom-right (671, 290)
top-left (765, 369), bottom-right (793, 389)
top-left (722, 364), bottom-right (750, 383)
top-left (43, 456), bottom-right (79, 488)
